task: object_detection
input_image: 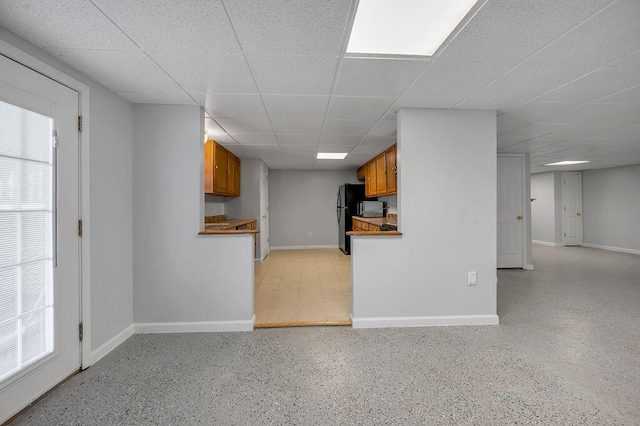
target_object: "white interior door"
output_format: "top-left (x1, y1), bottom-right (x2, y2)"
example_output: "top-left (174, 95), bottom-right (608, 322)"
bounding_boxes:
top-left (562, 172), bottom-right (583, 245)
top-left (497, 156), bottom-right (524, 268)
top-left (260, 162), bottom-right (269, 260)
top-left (0, 54), bottom-right (80, 423)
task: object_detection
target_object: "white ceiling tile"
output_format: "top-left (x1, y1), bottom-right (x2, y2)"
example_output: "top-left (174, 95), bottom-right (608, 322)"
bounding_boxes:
top-left (225, 0), bottom-right (351, 55)
top-left (498, 137), bottom-right (565, 154)
top-left (248, 55), bottom-right (339, 95)
top-left (262, 95), bottom-right (329, 120)
top-left (539, 67), bottom-right (640, 103)
top-left (352, 145), bottom-right (384, 155)
top-left (287, 159), bottom-right (316, 169)
top-left (328, 97), bottom-right (396, 120)
top-left (542, 104), bottom-right (640, 126)
top-left (151, 52), bottom-right (257, 93)
top-left (262, 158), bottom-right (289, 169)
top-left (335, 58), bottom-right (427, 97)
top-left (207, 133), bottom-right (237, 145)
top-left (368, 120), bottom-right (397, 137)
top-left (527, 0), bottom-right (640, 66)
top-left (497, 102), bottom-right (583, 134)
top-left (270, 120), bottom-right (324, 134)
top-left (361, 136), bottom-right (396, 149)
top-left (280, 145), bottom-right (317, 154)
top-left (45, 48), bottom-right (183, 92)
top-left (439, 0), bottom-right (616, 63)
top-left (609, 49), bottom-right (640, 68)
top-left (215, 118), bottom-right (273, 134)
top-left (318, 145), bottom-right (356, 152)
top-left (240, 144), bottom-right (283, 158)
top-left (204, 94), bottom-right (268, 119)
top-left (468, 63), bottom-right (595, 103)
top-left (382, 98), bottom-right (460, 120)
top-left (324, 120), bottom-right (376, 135)
top-left (405, 60), bottom-right (516, 100)
top-left (0, 0), bottom-right (137, 50)
top-left (234, 134), bottom-right (279, 145)
top-left (277, 134), bottom-right (321, 145)
top-left (220, 143), bottom-right (249, 158)
top-left (115, 91), bottom-right (195, 105)
top-left (591, 125), bottom-right (640, 140)
top-left (596, 86), bottom-right (640, 104)
top-left (92, 0), bottom-right (240, 53)
top-left (319, 135), bottom-right (362, 146)
top-left (205, 118), bottom-right (227, 136)
top-left (456, 100), bottom-right (520, 113)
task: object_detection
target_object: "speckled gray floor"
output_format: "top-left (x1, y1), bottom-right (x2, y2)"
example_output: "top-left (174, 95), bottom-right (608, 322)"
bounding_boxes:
top-left (10, 245), bottom-right (640, 425)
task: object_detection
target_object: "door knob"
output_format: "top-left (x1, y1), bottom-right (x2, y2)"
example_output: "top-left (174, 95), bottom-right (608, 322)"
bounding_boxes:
top-left (517, 215), bottom-right (523, 220)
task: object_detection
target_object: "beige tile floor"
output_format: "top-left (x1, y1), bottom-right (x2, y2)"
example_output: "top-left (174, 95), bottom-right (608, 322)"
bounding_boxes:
top-left (254, 249), bottom-right (352, 327)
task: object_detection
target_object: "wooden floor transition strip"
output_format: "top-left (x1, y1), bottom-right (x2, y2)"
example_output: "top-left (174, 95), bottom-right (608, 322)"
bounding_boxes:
top-left (254, 320), bottom-right (352, 329)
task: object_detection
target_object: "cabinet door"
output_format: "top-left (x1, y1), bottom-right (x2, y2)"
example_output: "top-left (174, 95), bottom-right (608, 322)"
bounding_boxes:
top-left (213, 142), bottom-right (228, 194)
top-left (204, 140), bottom-right (214, 194)
top-left (385, 144), bottom-right (397, 195)
top-left (375, 152), bottom-right (387, 195)
top-left (233, 155), bottom-right (241, 196)
top-left (365, 160), bottom-right (376, 197)
top-left (226, 153), bottom-right (235, 195)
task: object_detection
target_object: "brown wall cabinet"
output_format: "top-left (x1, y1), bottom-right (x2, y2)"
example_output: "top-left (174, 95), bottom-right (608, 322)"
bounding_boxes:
top-left (205, 140), bottom-right (241, 197)
top-left (362, 144), bottom-right (397, 197)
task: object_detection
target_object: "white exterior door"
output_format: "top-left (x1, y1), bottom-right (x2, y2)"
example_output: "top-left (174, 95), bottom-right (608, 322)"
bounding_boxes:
top-left (562, 172), bottom-right (583, 245)
top-left (260, 162), bottom-right (269, 260)
top-left (497, 156), bottom-right (524, 268)
top-left (0, 54), bottom-right (80, 423)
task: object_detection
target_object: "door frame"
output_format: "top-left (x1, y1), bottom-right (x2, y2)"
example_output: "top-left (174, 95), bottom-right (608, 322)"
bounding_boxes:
top-left (497, 154), bottom-right (532, 270)
top-left (562, 172), bottom-right (583, 246)
top-left (0, 37), bottom-right (93, 369)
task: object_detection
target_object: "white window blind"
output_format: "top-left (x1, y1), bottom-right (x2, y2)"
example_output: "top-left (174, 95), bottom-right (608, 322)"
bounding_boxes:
top-left (0, 100), bottom-right (54, 382)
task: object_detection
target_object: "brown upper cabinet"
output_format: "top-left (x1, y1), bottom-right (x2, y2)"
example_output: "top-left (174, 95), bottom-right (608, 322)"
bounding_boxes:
top-left (205, 140), bottom-right (241, 197)
top-left (360, 144), bottom-right (397, 197)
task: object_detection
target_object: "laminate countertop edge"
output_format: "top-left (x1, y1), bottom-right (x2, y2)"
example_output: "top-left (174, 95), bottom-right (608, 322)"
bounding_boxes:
top-left (199, 229), bottom-right (259, 235)
top-left (347, 231), bottom-right (402, 236)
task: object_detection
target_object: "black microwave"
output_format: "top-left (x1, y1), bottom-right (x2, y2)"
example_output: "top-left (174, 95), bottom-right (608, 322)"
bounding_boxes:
top-left (357, 201), bottom-right (385, 218)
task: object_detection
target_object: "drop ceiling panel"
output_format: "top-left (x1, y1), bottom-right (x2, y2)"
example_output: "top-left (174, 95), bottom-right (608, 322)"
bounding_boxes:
top-left (92, 0), bottom-right (241, 53)
top-left (539, 67), bottom-right (640, 103)
top-left (277, 134), bottom-right (321, 146)
top-left (324, 120), bottom-right (376, 135)
top-left (215, 118), bottom-right (273, 134)
top-left (319, 135), bottom-right (362, 146)
top-left (45, 48), bottom-right (184, 92)
top-left (318, 145), bottom-right (356, 153)
top-left (595, 86), bottom-right (640, 104)
top-left (455, 99), bottom-right (521, 113)
top-left (468, 63), bottom-right (596, 103)
top-left (233, 134), bottom-right (279, 145)
top-left (335, 58), bottom-right (427, 97)
top-left (270, 120), bottom-right (324, 134)
top-left (439, 0), bottom-right (616, 63)
top-left (0, 0), bottom-right (137, 49)
top-left (115, 91), bottom-right (195, 105)
top-left (207, 133), bottom-right (237, 145)
top-left (224, 0), bottom-right (351, 55)
top-left (328, 96), bottom-right (395, 120)
top-left (382, 98), bottom-right (460, 120)
top-left (151, 52), bottom-right (257, 93)
top-left (542, 104), bottom-right (640, 125)
top-left (368, 120), bottom-right (397, 137)
top-left (262, 95), bottom-right (329, 120)
top-left (527, 0), bottom-right (640, 66)
top-left (248, 55), bottom-right (339, 95)
top-left (361, 136), bottom-right (396, 149)
top-left (610, 49), bottom-right (640, 68)
top-left (204, 94), bottom-right (268, 119)
top-left (240, 144), bottom-right (283, 158)
top-left (497, 102), bottom-right (583, 135)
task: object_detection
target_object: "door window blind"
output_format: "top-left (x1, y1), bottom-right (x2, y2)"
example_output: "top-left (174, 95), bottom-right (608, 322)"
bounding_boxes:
top-left (0, 100), bottom-right (54, 381)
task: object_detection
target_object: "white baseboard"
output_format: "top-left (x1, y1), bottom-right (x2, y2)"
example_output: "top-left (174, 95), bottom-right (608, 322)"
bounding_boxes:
top-left (524, 264), bottom-right (534, 270)
top-left (90, 324), bottom-right (134, 365)
top-left (270, 245), bottom-right (338, 251)
top-left (351, 314), bottom-right (499, 329)
top-left (134, 317), bottom-right (255, 334)
top-left (532, 240), bottom-right (563, 247)
top-left (582, 243), bottom-right (640, 256)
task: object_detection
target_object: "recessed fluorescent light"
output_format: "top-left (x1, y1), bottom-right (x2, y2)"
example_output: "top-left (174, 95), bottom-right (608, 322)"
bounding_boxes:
top-left (317, 152), bottom-right (348, 160)
top-left (347, 0), bottom-right (479, 56)
top-left (544, 161), bottom-right (590, 166)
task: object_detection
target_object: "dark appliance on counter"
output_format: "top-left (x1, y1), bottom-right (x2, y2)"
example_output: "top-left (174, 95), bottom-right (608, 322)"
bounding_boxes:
top-left (356, 201), bottom-right (386, 218)
top-left (337, 183), bottom-right (376, 255)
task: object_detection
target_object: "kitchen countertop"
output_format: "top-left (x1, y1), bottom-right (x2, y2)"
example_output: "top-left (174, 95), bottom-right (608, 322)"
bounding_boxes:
top-left (203, 218), bottom-right (256, 230)
top-left (199, 216), bottom-right (258, 235)
top-left (350, 215), bottom-right (401, 236)
top-left (352, 216), bottom-right (397, 226)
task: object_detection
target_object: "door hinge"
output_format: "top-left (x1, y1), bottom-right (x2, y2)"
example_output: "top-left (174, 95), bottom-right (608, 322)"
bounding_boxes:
top-left (79, 323), bottom-right (84, 341)
top-left (78, 115), bottom-right (83, 132)
top-left (78, 219), bottom-right (83, 237)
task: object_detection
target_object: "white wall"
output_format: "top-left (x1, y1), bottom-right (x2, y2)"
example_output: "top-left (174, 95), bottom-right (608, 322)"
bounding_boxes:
top-left (204, 195), bottom-right (226, 216)
top-left (0, 28), bottom-right (134, 354)
top-left (531, 172), bottom-right (556, 244)
top-left (351, 109), bottom-right (498, 327)
top-left (583, 164), bottom-right (640, 252)
top-left (268, 169), bottom-right (359, 249)
top-left (132, 105), bottom-right (253, 329)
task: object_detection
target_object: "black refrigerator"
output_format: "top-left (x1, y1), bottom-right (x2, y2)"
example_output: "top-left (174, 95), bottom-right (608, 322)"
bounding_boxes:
top-left (337, 183), bottom-right (373, 255)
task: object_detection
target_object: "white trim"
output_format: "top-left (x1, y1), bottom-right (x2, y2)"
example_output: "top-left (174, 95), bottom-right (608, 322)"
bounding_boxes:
top-left (134, 318), bottom-right (255, 334)
top-left (351, 314), bottom-right (499, 328)
top-left (270, 245), bottom-right (339, 251)
top-left (89, 325), bottom-right (134, 365)
top-left (0, 34), bottom-right (94, 370)
top-left (524, 264), bottom-right (534, 270)
top-left (532, 240), bottom-right (563, 247)
top-left (583, 243), bottom-right (640, 256)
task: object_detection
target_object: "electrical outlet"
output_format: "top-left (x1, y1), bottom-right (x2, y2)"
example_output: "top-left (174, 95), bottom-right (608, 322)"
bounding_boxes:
top-left (308, 232), bottom-right (313, 238)
top-left (468, 271), bottom-right (477, 286)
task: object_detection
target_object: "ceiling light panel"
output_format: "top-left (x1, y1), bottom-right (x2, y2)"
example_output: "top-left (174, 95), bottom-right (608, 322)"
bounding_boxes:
top-left (544, 160), bottom-right (590, 166)
top-left (317, 152), bottom-right (348, 159)
top-left (347, 0), bottom-right (478, 56)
